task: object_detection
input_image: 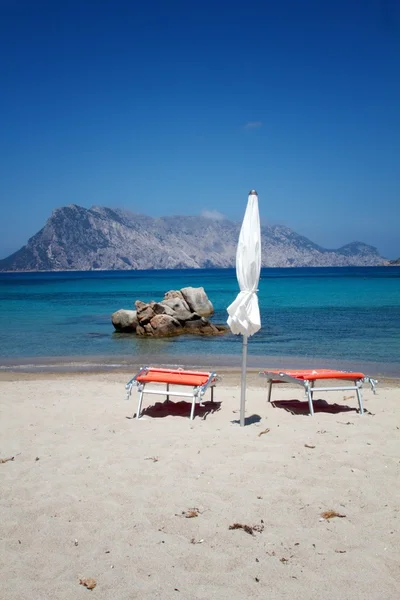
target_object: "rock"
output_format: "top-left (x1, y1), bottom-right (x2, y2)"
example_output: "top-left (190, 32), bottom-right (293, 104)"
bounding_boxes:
top-left (184, 319), bottom-right (221, 335)
top-left (111, 309), bottom-right (138, 332)
top-left (112, 287), bottom-right (223, 337)
top-left (164, 290), bottom-right (186, 301)
top-left (135, 300), bottom-right (147, 312)
top-left (152, 302), bottom-right (176, 317)
top-left (160, 297), bottom-right (196, 321)
top-left (149, 314), bottom-right (183, 336)
top-left (180, 287), bottom-right (214, 317)
top-left (215, 324), bottom-right (229, 333)
top-left (135, 300), bottom-right (155, 324)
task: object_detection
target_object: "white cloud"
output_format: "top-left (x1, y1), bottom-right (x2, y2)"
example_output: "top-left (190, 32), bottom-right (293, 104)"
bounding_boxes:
top-left (201, 209), bottom-right (225, 221)
top-left (244, 121), bottom-right (263, 129)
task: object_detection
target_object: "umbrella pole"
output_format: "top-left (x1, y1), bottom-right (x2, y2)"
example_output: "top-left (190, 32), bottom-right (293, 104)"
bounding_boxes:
top-left (240, 334), bottom-right (248, 427)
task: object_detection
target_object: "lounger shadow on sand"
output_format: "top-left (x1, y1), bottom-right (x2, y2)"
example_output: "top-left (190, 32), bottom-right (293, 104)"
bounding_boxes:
top-left (271, 397), bottom-right (360, 415)
top-left (132, 399), bottom-right (221, 420)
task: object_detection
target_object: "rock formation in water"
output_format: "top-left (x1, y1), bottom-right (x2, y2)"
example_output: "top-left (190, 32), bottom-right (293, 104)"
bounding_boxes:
top-left (0, 204), bottom-right (386, 271)
top-left (112, 287), bottom-right (226, 337)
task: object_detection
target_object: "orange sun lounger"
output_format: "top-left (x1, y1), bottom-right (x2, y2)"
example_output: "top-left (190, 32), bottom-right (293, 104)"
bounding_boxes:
top-left (259, 369), bottom-right (378, 416)
top-left (126, 367), bottom-right (218, 420)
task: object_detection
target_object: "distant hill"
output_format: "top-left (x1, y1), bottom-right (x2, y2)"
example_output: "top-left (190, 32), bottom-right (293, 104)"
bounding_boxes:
top-left (0, 204), bottom-right (386, 271)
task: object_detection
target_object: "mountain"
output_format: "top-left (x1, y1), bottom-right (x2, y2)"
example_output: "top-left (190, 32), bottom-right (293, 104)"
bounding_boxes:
top-left (0, 204), bottom-right (386, 271)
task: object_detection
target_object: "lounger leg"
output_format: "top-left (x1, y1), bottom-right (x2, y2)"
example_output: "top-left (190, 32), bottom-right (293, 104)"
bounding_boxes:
top-left (356, 381), bottom-right (364, 415)
top-left (136, 386), bottom-right (144, 419)
top-left (125, 383), bottom-right (133, 401)
top-left (190, 394), bottom-right (196, 420)
top-left (211, 385), bottom-right (214, 403)
top-left (306, 381), bottom-right (315, 416)
top-left (266, 379), bottom-right (272, 403)
top-left (166, 383), bottom-right (170, 402)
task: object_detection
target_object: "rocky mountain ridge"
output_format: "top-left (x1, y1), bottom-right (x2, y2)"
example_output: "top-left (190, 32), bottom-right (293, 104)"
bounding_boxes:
top-left (0, 204), bottom-right (386, 271)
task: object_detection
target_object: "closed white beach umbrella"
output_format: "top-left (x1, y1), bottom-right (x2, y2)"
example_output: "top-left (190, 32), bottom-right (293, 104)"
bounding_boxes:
top-left (227, 190), bottom-right (261, 427)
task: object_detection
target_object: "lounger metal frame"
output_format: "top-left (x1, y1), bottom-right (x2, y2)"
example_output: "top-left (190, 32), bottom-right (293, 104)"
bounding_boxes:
top-left (260, 371), bottom-right (377, 416)
top-left (126, 366), bottom-right (218, 420)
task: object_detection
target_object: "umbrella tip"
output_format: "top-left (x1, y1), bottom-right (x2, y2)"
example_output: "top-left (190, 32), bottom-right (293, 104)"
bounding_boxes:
top-left (249, 189), bottom-right (258, 196)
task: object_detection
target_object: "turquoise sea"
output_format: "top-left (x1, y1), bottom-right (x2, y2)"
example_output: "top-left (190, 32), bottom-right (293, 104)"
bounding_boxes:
top-left (0, 267), bottom-right (400, 376)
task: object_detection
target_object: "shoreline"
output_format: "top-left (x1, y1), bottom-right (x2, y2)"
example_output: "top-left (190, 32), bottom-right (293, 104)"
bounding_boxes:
top-left (1, 370), bottom-right (399, 388)
top-left (0, 356), bottom-right (399, 386)
top-left (1, 352), bottom-right (399, 379)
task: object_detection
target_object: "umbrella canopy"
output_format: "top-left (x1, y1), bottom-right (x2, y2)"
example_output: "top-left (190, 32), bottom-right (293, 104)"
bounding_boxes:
top-left (227, 190), bottom-right (261, 426)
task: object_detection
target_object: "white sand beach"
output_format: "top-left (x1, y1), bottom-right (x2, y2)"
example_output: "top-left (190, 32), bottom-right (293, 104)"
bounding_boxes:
top-left (1, 370), bottom-right (400, 599)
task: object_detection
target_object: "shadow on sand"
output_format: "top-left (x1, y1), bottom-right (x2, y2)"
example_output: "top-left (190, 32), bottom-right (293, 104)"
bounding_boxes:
top-left (133, 399), bottom-right (222, 420)
top-left (231, 414), bottom-right (262, 426)
top-left (271, 397), bottom-right (361, 415)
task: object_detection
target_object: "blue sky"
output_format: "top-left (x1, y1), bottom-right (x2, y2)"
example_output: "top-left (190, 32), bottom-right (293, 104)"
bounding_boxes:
top-left (1, 0), bottom-right (399, 259)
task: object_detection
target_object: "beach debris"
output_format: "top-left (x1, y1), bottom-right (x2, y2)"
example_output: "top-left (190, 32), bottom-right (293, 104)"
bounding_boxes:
top-left (229, 520), bottom-right (264, 535)
top-left (280, 557), bottom-right (289, 564)
top-left (79, 578), bottom-right (97, 590)
top-left (145, 456), bottom-right (159, 462)
top-left (177, 508), bottom-right (201, 518)
top-left (0, 456), bottom-right (15, 464)
top-left (317, 429), bottom-right (327, 434)
top-left (335, 549), bottom-right (347, 553)
top-left (252, 521), bottom-right (265, 533)
top-left (74, 539), bottom-right (79, 546)
top-left (255, 577), bottom-right (260, 582)
top-left (304, 444), bottom-right (316, 449)
top-left (35, 457), bottom-right (40, 461)
top-left (185, 508), bottom-right (200, 518)
top-left (229, 523), bottom-right (254, 535)
top-left (258, 428), bottom-right (270, 437)
top-left (343, 395), bottom-right (354, 401)
top-left (190, 537), bottom-right (204, 544)
top-left (337, 421), bottom-right (354, 425)
top-left (320, 510), bottom-right (346, 520)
